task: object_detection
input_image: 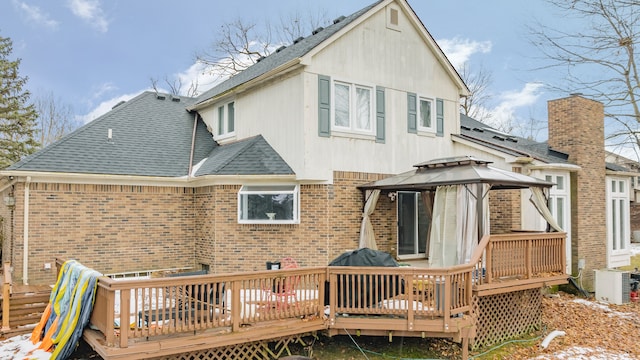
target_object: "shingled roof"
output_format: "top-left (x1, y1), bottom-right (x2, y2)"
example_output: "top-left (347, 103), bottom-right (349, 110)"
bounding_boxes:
top-left (456, 114), bottom-right (570, 164)
top-left (192, 1), bottom-right (382, 107)
top-left (195, 135), bottom-right (294, 176)
top-left (6, 92), bottom-right (293, 178)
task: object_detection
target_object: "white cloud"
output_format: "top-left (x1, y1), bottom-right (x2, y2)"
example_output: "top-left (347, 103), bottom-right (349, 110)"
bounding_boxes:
top-left (437, 37), bottom-right (492, 69)
top-left (13, 0), bottom-right (59, 29)
top-left (173, 62), bottom-right (225, 97)
top-left (78, 91), bottom-right (141, 123)
top-left (67, 0), bottom-right (108, 33)
top-left (486, 82), bottom-right (544, 130)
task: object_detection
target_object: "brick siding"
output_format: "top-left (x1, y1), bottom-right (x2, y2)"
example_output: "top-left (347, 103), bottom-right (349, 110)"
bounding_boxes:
top-left (547, 95), bottom-right (606, 290)
top-left (3, 171), bottom-right (393, 285)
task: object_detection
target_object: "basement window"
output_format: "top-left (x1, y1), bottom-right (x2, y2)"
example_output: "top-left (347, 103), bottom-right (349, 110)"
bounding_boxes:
top-left (238, 185), bottom-right (299, 224)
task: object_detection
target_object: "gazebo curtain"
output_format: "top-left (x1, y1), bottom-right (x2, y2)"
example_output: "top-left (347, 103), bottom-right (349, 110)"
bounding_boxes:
top-left (358, 189), bottom-right (380, 250)
top-left (529, 186), bottom-right (563, 232)
top-left (428, 184), bottom-right (490, 267)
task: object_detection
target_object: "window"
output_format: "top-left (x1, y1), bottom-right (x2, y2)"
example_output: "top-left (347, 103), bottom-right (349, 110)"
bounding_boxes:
top-left (545, 174), bottom-right (568, 230)
top-left (215, 101), bottom-right (235, 139)
top-left (238, 185), bottom-right (299, 224)
top-left (608, 178), bottom-right (629, 252)
top-left (333, 81), bottom-right (373, 134)
top-left (417, 96), bottom-right (435, 132)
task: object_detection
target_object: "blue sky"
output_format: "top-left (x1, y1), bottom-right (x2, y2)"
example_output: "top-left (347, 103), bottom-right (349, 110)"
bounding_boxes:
top-left (2, 0), bottom-right (571, 141)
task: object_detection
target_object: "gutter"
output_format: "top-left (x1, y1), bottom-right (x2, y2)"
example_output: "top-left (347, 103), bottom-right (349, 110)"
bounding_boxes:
top-left (23, 176), bottom-right (31, 285)
top-left (188, 113), bottom-right (199, 178)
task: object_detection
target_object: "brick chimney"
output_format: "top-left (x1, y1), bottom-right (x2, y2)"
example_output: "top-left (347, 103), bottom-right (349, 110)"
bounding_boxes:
top-left (547, 94), bottom-right (606, 290)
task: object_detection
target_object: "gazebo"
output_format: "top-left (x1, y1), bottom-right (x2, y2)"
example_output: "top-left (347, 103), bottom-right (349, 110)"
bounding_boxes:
top-left (357, 156), bottom-right (560, 267)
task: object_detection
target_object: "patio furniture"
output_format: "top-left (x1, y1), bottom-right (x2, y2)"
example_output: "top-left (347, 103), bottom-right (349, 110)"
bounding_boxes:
top-left (265, 257), bottom-right (300, 311)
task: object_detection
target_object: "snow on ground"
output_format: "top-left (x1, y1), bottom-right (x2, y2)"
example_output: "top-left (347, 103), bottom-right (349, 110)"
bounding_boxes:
top-left (631, 242), bottom-right (640, 257)
top-left (532, 346), bottom-right (636, 360)
top-left (0, 334), bottom-right (50, 360)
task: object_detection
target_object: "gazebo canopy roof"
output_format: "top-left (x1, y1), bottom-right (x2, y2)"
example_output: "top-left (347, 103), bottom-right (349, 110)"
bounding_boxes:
top-left (359, 156), bottom-right (554, 191)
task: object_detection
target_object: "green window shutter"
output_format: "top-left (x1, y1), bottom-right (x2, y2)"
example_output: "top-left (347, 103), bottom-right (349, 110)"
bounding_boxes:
top-left (376, 86), bottom-right (385, 143)
top-left (407, 92), bottom-right (417, 133)
top-left (436, 98), bottom-right (444, 137)
top-left (318, 75), bottom-right (331, 137)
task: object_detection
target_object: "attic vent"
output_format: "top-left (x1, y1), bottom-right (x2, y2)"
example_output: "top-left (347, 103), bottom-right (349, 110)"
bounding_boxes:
top-left (256, 55), bottom-right (265, 62)
top-left (156, 94), bottom-right (166, 100)
top-left (493, 135), bottom-right (505, 141)
top-left (293, 36), bottom-right (304, 44)
top-left (472, 128), bottom-right (484, 133)
top-left (506, 137), bottom-right (517, 143)
top-left (171, 96), bottom-right (180, 102)
top-left (111, 100), bottom-right (126, 109)
top-left (333, 16), bottom-right (346, 24)
top-left (461, 125), bottom-right (471, 131)
top-left (312, 26), bottom-right (324, 35)
top-left (276, 45), bottom-right (286, 53)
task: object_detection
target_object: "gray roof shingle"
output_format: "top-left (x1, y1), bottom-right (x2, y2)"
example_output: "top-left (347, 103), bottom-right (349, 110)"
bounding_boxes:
top-left (457, 114), bottom-right (569, 164)
top-left (8, 91), bottom-right (215, 177)
top-left (193, 1), bottom-right (382, 106)
top-left (195, 135), bottom-right (294, 176)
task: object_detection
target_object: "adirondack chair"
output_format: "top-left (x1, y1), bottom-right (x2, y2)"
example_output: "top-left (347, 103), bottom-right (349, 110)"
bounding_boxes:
top-left (266, 257), bottom-right (300, 311)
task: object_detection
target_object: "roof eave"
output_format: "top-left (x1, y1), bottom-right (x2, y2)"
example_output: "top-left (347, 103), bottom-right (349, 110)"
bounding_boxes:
top-left (0, 170), bottom-right (297, 187)
top-left (188, 59), bottom-right (303, 111)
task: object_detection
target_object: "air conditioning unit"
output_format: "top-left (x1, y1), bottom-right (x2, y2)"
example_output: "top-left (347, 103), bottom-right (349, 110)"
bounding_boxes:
top-left (594, 269), bottom-right (630, 305)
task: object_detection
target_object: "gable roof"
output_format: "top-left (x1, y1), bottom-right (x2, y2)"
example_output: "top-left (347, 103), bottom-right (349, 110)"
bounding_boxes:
top-left (456, 114), bottom-right (569, 164)
top-left (191, 0), bottom-right (468, 110)
top-left (191, 1), bottom-right (382, 109)
top-left (195, 135), bottom-right (294, 176)
top-left (5, 91), bottom-right (293, 179)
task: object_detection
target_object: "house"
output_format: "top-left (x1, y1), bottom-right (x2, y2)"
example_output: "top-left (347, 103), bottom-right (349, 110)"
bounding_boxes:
top-left (453, 95), bottom-right (634, 290)
top-left (0, 0), bottom-right (471, 286)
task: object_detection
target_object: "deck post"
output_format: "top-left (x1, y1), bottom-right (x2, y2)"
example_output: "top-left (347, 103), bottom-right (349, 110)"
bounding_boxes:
top-left (119, 289), bottom-right (130, 348)
top-left (526, 239), bottom-right (532, 279)
top-left (443, 275), bottom-right (451, 331)
top-left (328, 270), bottom-right (336, 327)
top-left (1, 262), bottom-right (11, 331)
top-left (485, 240), bottom-right (493, 284)
top-left (231, 280), bottom-right (241, 332)
top-left (105, 285), bottom-right (116, 347)
top-left (406, 273), bottom-right (414, 331)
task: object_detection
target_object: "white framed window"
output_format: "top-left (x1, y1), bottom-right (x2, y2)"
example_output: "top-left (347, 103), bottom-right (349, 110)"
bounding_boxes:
top-left (545, 174), bottom-right (568, 231)
top-left (417, 96), bottom-right (435, 133)
top-left (238, 185), bottom-right (299, 224)
top-left (332, 80), bottom-right (374, 134)
top-left (607, 177), bottom-right (630, 253)
top-left (215, 101), bottom-right (235, 139)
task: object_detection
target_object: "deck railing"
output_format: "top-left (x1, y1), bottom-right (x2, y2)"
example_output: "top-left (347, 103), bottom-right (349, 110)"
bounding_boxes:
top-left (476, 232), bottom-right (566, 286)
top-left (56, 231), bottom-right (566, 350)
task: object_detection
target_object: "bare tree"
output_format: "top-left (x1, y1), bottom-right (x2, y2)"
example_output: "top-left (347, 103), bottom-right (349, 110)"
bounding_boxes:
top-left (34, 91), bottom-right (79, 148)
top-left (459, 62), bottom-right (494, 122)
top-left (196, 11), bottom-right (331, 80)
top-left (529, 0), bottom-right (640, 156)
top-left (150, 76), bottom-right (199, 97)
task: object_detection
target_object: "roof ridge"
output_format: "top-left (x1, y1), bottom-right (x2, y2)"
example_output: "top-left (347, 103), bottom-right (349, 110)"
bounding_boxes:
top-left (193, 1), bottom-right (382, 106)
top-left (8, 91), bottom-right (153, 170)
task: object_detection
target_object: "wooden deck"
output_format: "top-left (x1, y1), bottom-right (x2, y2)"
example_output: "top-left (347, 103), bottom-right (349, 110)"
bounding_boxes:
top-left (72, 232), bottom-right (566, 360)
top-left (0, 232), bottom-right (567, 358)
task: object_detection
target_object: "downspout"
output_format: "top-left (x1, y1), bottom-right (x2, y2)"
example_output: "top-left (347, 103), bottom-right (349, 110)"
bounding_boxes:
top-left (188, 113), bottom-right (199, 179)
top-left (23, 176), bottom-right (31, 285)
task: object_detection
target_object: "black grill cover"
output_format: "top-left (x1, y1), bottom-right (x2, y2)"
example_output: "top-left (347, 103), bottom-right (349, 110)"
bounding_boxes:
top-left (328, 248), bottom-right (399, 267)
top-left (327, 248), bottom-right (403, 307)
